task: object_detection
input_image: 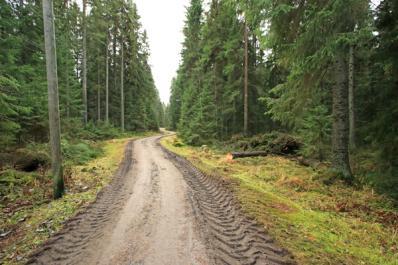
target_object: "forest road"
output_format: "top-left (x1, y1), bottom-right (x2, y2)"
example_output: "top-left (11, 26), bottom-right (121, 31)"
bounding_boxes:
top-left (28, 135), bottom-right (294, 265)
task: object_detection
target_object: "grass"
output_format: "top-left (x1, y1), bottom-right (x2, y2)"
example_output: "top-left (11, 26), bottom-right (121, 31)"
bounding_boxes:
top-left (0, 131), bottom-right (156, 265)
top-left (161, 135), bottom-right (398, 265)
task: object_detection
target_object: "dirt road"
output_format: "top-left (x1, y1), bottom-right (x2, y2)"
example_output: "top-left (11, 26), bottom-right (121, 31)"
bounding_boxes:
top-left (28, 136), bottom-right (294, 265)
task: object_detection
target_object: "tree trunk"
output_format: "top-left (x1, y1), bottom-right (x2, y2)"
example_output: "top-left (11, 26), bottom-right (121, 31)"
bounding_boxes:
top-left (120, 39), bottom-right (124, 132)
top-left (97, 62), bottom-right (101, 122)
top-left (66, 53), bottom-right (70, 119)
top-left (82, 0), bottom-right (88, 125)
top-left (42, 0), bottom-right (64, 199)
top-left (105, 31), bottom-right (109, 123)
top-left (243, 19), bottom-right (249, 136)
top-left (113, 25), bottom-right (117, 125)
top-left (348, 45), bottom-right (355, 149)
top-left (65, 0), bottom-right (70, 119)
top-left (332, 52), bottom-right (353, 181)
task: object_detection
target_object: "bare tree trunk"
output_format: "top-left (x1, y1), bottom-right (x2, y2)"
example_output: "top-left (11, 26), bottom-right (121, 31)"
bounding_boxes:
top-left (97, 62), bottom-right (101, 122)
top-left (66, 65), bottom-right (70, 119)
top-left (65, 0), bottom-right (70, 119)
top-left (105, 31), bottom-right (109, 123)
top-left (42, 0), bottom-right (64, 199)
top-left (120, 39), bottom-right (124, 132)
top-left (243, 19), bottom-right (249, 136)
top-left (113, 26), bottom-right (117, 125)
top-left (348, 45), bottom-right (355, 149)
top-left (332, 52), bottom-right (353, 181)
top-left (82, 0), bottom-right (88, 125)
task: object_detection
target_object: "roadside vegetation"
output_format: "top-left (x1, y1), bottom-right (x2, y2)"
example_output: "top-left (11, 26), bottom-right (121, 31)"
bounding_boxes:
top-left (1, 1), bottom-right (164, 263)
top-left (0, 130), bottom-right (155, 265)
top-left (166, 0), bottom-right (397, 195)
top-left (161, 135), bottom-right (398, 265)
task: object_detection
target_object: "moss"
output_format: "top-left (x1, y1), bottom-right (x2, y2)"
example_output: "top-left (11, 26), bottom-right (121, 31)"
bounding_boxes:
top-left (161, 135), bottom-right (398, 265)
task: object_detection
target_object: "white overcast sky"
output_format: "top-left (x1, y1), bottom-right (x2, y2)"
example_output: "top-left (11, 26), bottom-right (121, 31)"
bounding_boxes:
top-left (135, 0), bottom-right (190, 103)
top-left (76, 0), bottom-right (189, 103)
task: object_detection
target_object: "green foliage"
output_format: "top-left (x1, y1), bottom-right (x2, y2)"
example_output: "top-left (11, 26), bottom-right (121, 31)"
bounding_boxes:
top-left (0, 0), bottom-right (162, 154)
top-left (61, 139), bottom-right (102, 166)
top-left (371, 0), bottom-right (398, 172)
top-left (0, 169), bottom-right (39, 199)
top-left (169, 0), bottom-right (272, 144)
top-left (0, 76), bottom-right (23, 149)
top-left (167, 0), bottom-right (397, 196)
top-left (298, 105), bottom-right (331, 160)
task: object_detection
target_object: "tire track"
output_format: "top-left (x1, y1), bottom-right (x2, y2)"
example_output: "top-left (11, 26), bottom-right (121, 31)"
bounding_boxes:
top-left (160, 143), bottom-right (295, 265)
top-left (26, 141), bottom-right (135, 265)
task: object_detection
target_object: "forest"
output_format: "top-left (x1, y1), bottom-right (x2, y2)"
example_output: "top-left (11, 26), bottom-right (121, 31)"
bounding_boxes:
top-left (167, 0), bottom-right (397, 197)
top-left (0, 0), bottom-right (398, 264)
top-left (0, 0), bottom-right (164, 197)
top-left (1, 0), bottom-right (164, 148)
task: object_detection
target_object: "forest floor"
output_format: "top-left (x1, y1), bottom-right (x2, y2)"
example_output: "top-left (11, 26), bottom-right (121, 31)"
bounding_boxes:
top-left (161, 135), bottom-right (398, 265)
top-left (0, 132), bottom-right (155, 265)
top-left (2, 134), bottom-right (397, 265)
top-left (22, 135), bottom-right (294, 265)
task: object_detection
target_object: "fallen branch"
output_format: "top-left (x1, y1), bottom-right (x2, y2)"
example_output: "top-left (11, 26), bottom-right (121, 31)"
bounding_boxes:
top-left (229, 151), bottom-right (312, 167)
top-left (229, 151), bottom-right (269, 159)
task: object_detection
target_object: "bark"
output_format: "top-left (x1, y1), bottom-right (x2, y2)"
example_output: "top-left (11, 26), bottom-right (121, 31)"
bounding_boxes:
top-left (65, 0), bottom-right (70, 118)
top-left (332, 52), bottom-right (353, 181)
top-left (348, 45), bottom-right (355, 149)
top-left (105, 31), bottom-right (109, 123)
top-left (97, 62), bottom-right (101, 122)
top-left (243, 19), bottom-right (249, 136)
top-left (42, 0), bottom-right (64, 199)
top-left (82, 0), bottom-right (88, 125)
top-left (66, 64), bottom-right (70, 119)
top-left (113, 25), bottom-right (117, 124)
top-left (120, 39), bottom-right (124, 132)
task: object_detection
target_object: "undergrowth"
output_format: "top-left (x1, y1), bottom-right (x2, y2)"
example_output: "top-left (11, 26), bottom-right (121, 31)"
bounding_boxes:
top-left (161, 135), bottom-right (398, 265)
top-left (0, 131), bottom-right (156, 265)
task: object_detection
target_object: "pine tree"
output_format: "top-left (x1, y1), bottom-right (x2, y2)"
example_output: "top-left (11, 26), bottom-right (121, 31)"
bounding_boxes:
top-left (42, 0), bottom-right (64, 198)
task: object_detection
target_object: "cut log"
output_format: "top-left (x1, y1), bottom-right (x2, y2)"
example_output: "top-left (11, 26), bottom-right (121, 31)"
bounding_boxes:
top-left (230, 151), bottom-right (268, 159)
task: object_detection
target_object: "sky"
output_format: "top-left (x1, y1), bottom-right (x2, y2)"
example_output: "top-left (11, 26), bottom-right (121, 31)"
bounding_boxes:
top-left (135, 0), bottom-right (190, 104)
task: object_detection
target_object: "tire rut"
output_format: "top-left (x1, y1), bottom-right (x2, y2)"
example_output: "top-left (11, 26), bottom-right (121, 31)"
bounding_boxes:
top-left (26, 141), bottom-right (135, 265)
top-left (160, 143), bottom-right (296, 265)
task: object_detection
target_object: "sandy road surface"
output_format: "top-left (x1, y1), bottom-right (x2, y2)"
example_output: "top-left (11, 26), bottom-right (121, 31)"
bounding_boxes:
top-left (28, 136), bottom-right (294, 265)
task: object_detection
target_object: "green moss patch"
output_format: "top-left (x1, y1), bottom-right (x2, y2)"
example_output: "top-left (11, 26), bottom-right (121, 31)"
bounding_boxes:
top-left (161, 135), bottom-right (398, 265)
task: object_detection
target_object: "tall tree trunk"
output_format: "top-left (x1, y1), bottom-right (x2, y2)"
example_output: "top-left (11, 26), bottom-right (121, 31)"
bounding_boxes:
top-left (113, 26), bottom-right (117, 125)
top-left (332, 52), bottom-right (353, 181)
top-left (120, 38), bottom-right (124, 132)
top-left (42, 0), bottom-right (64, 199)
top-left (97, 62), bottom-right (101, 122)
top-left (82, 0), bottom-right (88, 125)
top-left (348, 45), bottom-right (355, 149)
top-left (66, 64), bottom-right (70, 119)
top-left (65, 0), bottom-right (70, 119)
top-left (214, 63), bottom-right (218, 136)
top-left (105, 31), bottom-right (109, 123)
top-left (243, 19), bottom-right (249, 136)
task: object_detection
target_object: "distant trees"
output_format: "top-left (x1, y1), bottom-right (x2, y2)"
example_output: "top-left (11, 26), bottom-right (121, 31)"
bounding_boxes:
top-left (169, 0), bottom-right (270, 145)
top-left (0, 0), bottom-right (163, 197)
top-left (0, 0), bottom-right (163, 150)
top-left (168, 0), bottom-right (397, 180)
